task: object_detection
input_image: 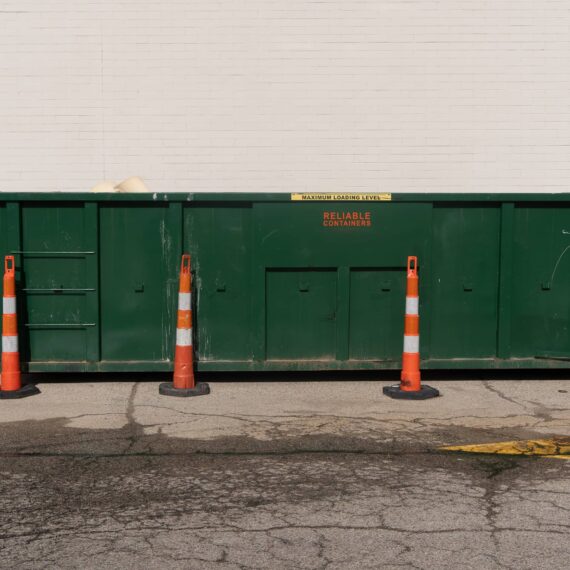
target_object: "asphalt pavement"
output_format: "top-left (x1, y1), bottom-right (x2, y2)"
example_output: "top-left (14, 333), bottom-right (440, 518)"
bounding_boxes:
top-left (1, 373), bottom-right (570, 569)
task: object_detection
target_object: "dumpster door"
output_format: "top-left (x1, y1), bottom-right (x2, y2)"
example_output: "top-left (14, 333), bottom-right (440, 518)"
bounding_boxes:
top-left (100, 205), bottom-right (168, 363)
top-left (19, 203), bottom-right (91, 363)
top-left (430, 206), bottom-right (500, 359)
top-left (266, 269), bottom-right (337, 360)
top-left (349, 269), bottom-right (406, 361)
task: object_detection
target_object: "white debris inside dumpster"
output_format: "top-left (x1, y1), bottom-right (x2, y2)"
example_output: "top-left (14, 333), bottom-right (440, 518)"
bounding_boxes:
top-left (91, 176), bottom-right (150, 193)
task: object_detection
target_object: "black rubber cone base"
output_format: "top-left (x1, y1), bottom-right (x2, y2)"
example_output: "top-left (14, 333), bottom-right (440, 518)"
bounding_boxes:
top-left (159, 382), bottom-right (210, 398)
top-left (0, 383), bottom-right (41, 399)
top-left (383, 384), bottom-right (439, 400)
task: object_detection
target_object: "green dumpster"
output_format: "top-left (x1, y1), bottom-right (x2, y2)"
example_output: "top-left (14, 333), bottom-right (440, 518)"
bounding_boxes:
top-left (1, 191), bottom-right (570, 372)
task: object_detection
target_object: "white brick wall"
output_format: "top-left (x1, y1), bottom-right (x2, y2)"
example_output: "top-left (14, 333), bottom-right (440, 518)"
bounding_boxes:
top-left (1, 0), bottom-right (569, 193)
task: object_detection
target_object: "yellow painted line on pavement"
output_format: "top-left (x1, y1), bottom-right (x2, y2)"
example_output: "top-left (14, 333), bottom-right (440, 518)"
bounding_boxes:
top-left (440, 438), bottom-right (570, 460)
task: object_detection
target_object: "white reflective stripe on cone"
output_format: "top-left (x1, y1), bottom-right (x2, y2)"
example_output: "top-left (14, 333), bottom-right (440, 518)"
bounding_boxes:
top-left (178, 292), bottom-right (191, 311)
top-left (405, 296), bottom-right (418, 315)
top-left (176, 328), bottom-right (192, 347)
top-left (2, 335), bottom-right (18, 353)
top-left (3, 297), bottom-right (16, 314)
top-left (403, 335), bottom-right (419, 353)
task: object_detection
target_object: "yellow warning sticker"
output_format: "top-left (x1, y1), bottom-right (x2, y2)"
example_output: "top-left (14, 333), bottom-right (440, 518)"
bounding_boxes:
top-left (440, 438), bottom-right (570, 460)
top-left (291, 193), bottom-right (392, 202)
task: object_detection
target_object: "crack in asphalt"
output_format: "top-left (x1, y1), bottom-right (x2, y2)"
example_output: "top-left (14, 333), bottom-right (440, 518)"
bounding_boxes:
top-left (124, 382), bottom-right (143, 454)
top-left (482, 381), bottom-right (528, 410)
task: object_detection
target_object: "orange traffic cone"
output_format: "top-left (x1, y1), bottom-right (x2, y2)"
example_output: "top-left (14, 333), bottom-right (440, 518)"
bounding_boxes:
top-left (0, 256), bottom-right (39, 399)
top-left (383, 256), bottom-right (439, 400)
top-left (159, 254), bottom-right (210, 397)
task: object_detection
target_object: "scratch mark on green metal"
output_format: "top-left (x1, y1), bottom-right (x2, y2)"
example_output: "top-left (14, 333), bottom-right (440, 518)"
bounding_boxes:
top-left (550, 244), bottom-right (570, 286)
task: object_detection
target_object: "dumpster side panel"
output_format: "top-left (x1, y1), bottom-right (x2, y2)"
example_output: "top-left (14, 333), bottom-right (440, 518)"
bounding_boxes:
top-left (255, 201), bottom-right (430, 268)
top-left (266, 269), bottom-right (337, 360)
top-left (430, 205), bottom-right (501, 358)
top-left (511, 205), bottom-right (570, 359)
top-left (20, 203), bottom-right (91, 362)
top-left (186, 204), bottom-right (253, 361)
top-left (99, 205), bottom-right (170, 362)
top-left (348, 269), bottom-right (406, 361)
top-left (254, 201), bottom-right (432, 363)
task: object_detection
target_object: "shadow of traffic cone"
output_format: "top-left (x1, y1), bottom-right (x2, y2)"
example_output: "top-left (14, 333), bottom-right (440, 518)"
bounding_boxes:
top-left (0, 256), bottom-right (40, 399)
top-left (383, 256), bottom-right (439, 400)
top-left (159, 254), bottom-right (210, 397)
